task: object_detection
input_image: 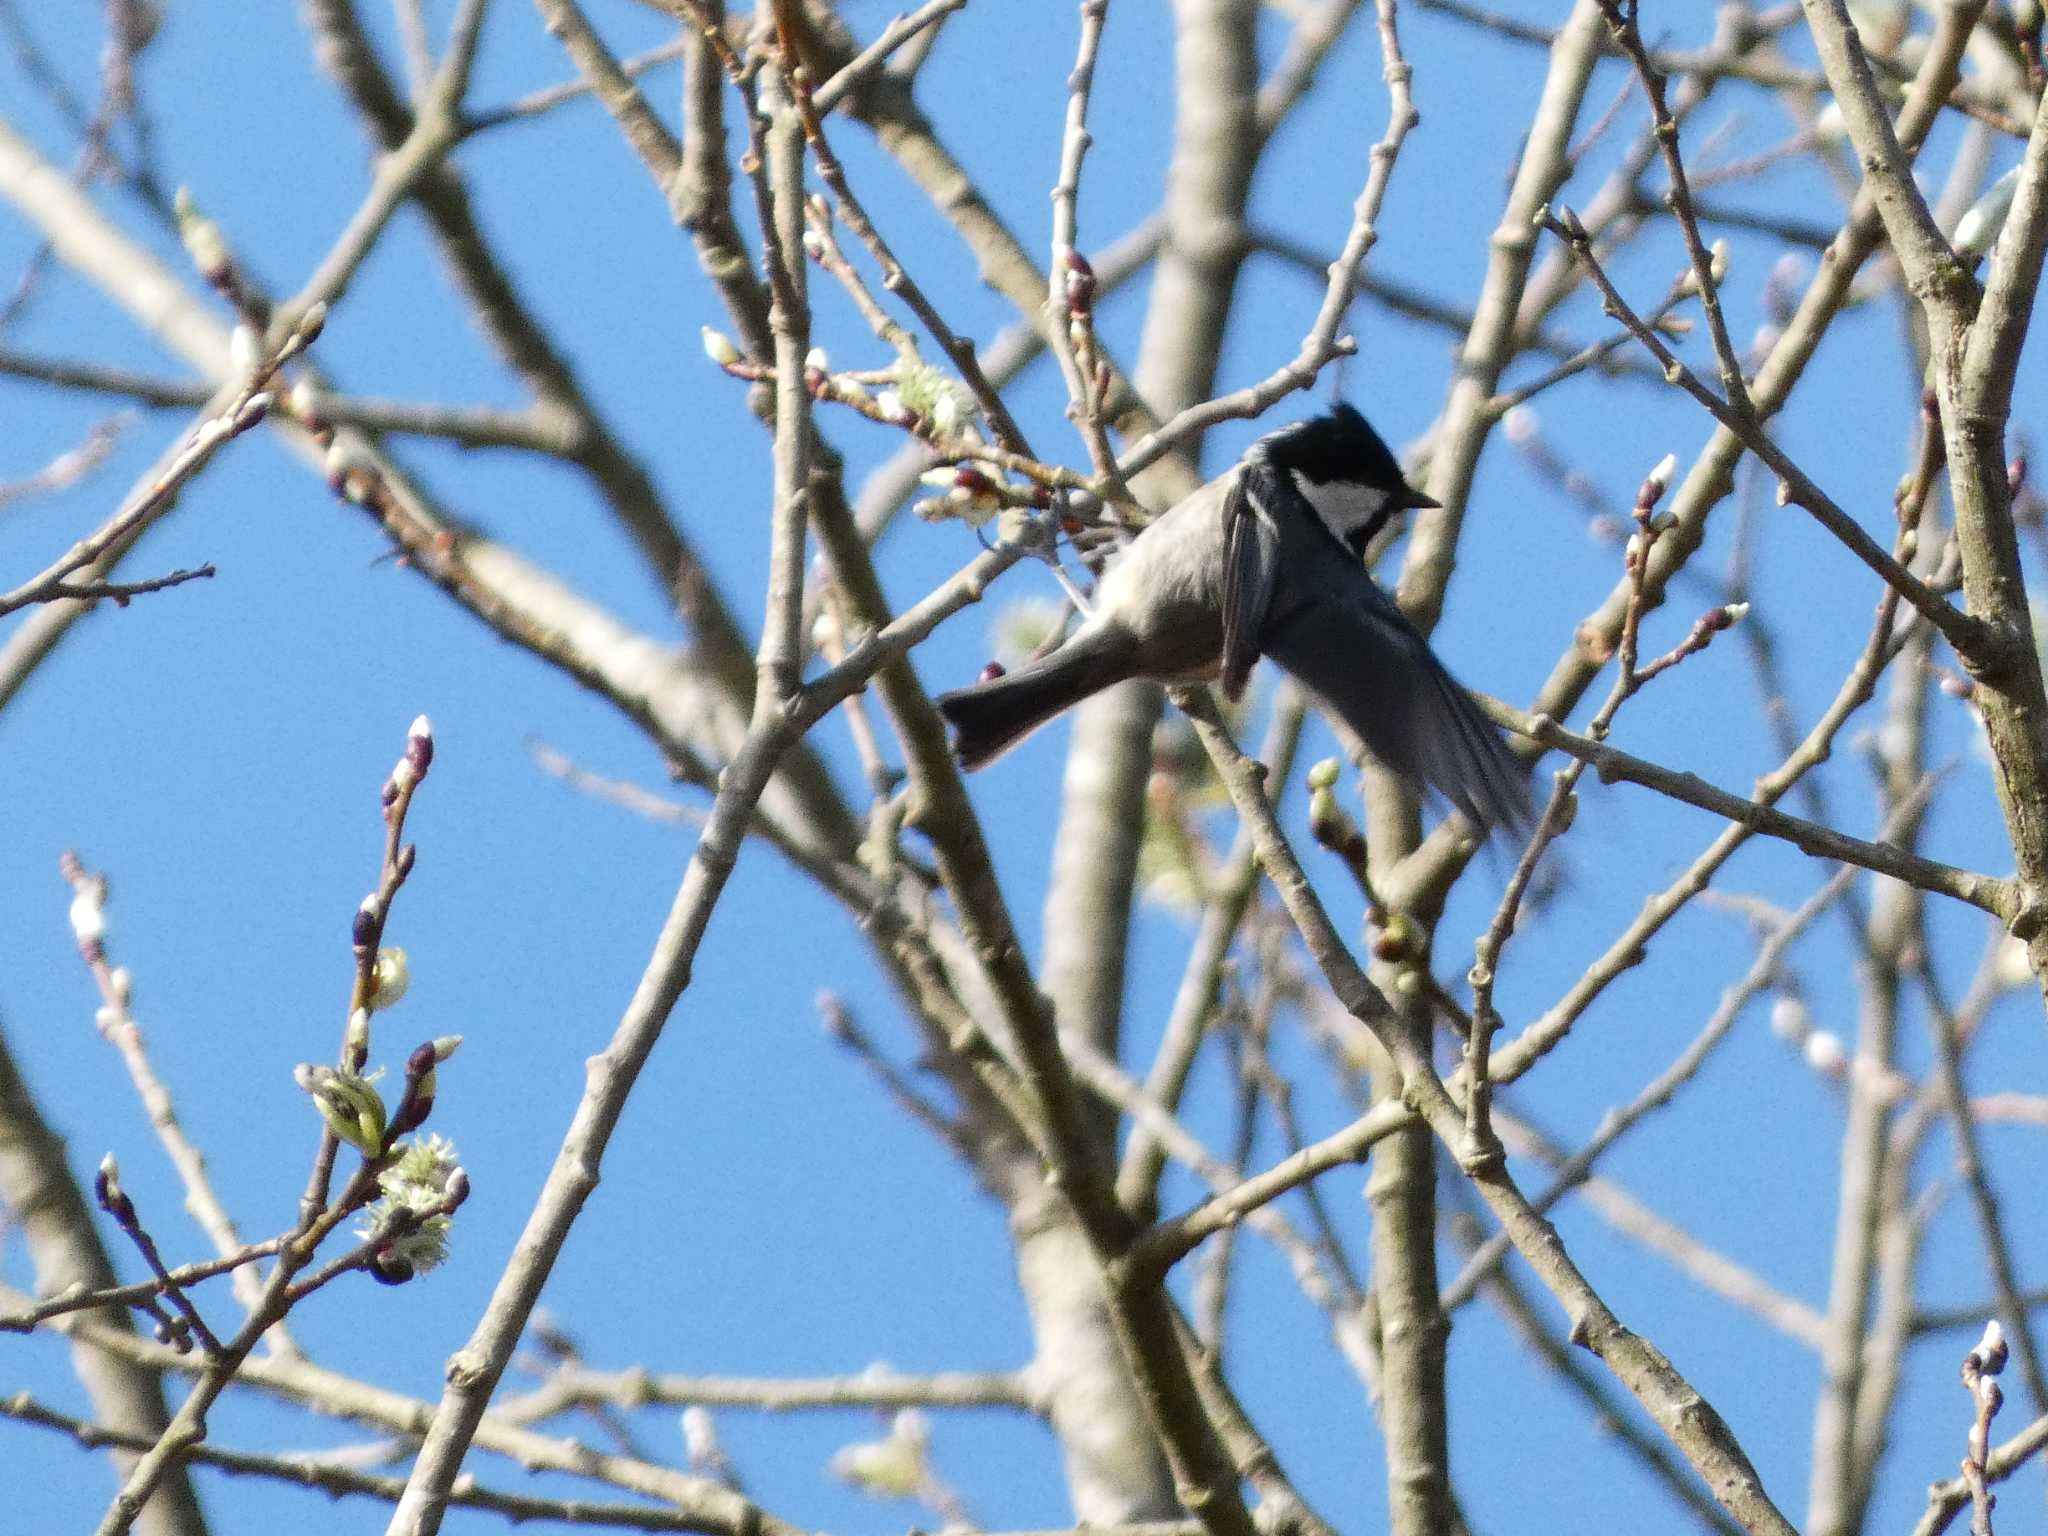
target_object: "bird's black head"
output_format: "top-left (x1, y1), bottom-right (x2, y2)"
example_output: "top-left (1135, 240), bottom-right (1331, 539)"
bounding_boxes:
top-left (1254, 404), bottom-right (1438, 556)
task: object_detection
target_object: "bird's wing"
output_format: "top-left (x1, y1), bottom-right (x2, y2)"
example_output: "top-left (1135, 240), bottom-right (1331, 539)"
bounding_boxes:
top-left (1261, 583), bottom-right (1530, 831)
top-left (1219, 464), bottom-right (1285, 700)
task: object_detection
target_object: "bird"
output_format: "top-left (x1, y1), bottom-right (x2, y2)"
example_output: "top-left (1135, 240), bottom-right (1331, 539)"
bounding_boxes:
top-left (934, 403), bottom-right (1530, 830)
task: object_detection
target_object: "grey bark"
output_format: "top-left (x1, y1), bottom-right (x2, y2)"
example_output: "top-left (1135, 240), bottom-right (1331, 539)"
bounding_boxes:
top-left (0, 1014), bottom-right (209, 1536)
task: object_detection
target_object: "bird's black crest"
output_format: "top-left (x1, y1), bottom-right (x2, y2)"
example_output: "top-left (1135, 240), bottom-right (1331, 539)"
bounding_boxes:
top-left (1255, 403), bottom-right (1407, 489)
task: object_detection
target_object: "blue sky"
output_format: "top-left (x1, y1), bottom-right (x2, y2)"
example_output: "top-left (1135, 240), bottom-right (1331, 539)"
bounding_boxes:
top-left (4, 2), bottom-right (2046, 1532)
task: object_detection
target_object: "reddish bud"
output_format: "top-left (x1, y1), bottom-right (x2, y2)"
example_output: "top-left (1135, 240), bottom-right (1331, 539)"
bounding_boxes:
top-left (1063, 251), bottom-right (1097, 314)
top-left (978, 661), bottom-right (1007, 684)
top-left (406, 717), bottom-right (434, 775)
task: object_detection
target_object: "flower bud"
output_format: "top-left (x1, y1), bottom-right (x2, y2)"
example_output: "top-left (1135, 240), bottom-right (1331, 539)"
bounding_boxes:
top-left (96, 1153), bottom-right (129, 1220)
top-left (345, 1007), bottom-right (371, 1059)
top-left (288, 378), bottom-right (329, 431)
top-left (229, 324), bottom-right (261, 376)
top-left (1371, 912), bottom-right (1417, 964)
top-left (69, 882), bottom-right (107, 948)
top-left (1954, 166), bottom-right (2020, 264)
top-left (296, 1064), bottom-right (389, 1155)
top-left (174, 187), bottom-right (232, 285)
top-left (234, 392), bottom-right (273, 433)
top-left (1642, 452), bottom-right (1678, 505)
top-left (1804, 1030), bottom-right (1845, 1075)
top-left (369, 947), bottom-right (410, 1010)
top-left (682, 1405), bottom-right (718, 1464)
top-left (1063, 249), bottom-right (1096, 313)
top-left (701, 327), bottom-right (741, 367)
top-left (1971, 1319), bottom-right (2009, 1376)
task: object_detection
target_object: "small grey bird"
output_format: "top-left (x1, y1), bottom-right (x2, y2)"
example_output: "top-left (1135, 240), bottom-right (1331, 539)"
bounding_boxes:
top-left (935, 404), bottom-right (1530, 830)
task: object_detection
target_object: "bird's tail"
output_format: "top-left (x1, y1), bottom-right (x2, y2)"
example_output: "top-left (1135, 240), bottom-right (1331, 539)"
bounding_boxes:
top-left (936, 632), bottom-right (1136, 770)
top-left (1263, 600), bottom-right (1531, 833)
top-left (1403, 668), bottom-right (1532, 834)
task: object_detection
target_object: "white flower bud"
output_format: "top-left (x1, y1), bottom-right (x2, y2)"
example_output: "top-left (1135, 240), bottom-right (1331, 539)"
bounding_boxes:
top-left (69, 884), bottom-right (106, 946)
top-left (829, 1432), bottom-right (924, 1497)
top-left (1995, 934), bottom-right (2033, 990)
top-left (1502, 405), bottom-right (1539, 446)
top-left (229, 323), bottom-right (261, 376)
top-left (1954, 167), bottom-right (2021, 264)
top-left (289, 378), bottom-right (327, 421)
top-left (681, 1405), bottom-right (717, 1463)
top-left (1805, 1030), bottom-right (1846, 1075)
top-left (1974, 1319), bottom-right (2008, 1374)
top-left (700, 327), bottom-right (741, 367)
top-left (370, 946), bottom-right (410, 1010)
top-left (804, 346), bottom-right (830, 374)
top-left (1651, 452), bottom-right (1678, 490)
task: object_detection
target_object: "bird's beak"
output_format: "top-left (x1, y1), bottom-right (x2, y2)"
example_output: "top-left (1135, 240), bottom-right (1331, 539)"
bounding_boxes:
top-left (1401, 485), bottom-right (1442, 511)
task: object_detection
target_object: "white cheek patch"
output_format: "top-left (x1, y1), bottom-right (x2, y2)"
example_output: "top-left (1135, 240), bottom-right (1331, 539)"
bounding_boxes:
top-left (1291, 470), bottom-right (1389, 544)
